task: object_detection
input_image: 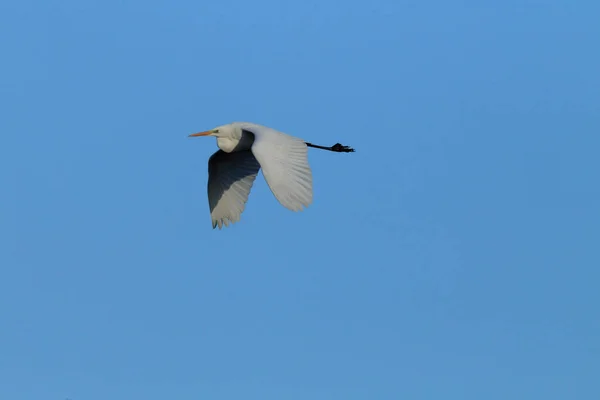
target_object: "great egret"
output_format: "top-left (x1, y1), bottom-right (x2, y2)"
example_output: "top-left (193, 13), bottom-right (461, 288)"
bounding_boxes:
top-left (188, 122), bottom-right (354, 229)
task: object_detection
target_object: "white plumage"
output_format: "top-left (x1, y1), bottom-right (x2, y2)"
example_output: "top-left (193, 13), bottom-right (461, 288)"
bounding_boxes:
top-left (189, 122), bottom-right (353, 229)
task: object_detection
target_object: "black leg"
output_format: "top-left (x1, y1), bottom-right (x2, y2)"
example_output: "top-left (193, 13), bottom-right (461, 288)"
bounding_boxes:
top-left (306, 142), bottom-right (355, 153)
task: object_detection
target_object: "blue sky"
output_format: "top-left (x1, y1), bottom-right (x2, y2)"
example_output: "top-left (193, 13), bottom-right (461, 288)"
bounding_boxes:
top-left (1, 0), bottom-right (599, 399)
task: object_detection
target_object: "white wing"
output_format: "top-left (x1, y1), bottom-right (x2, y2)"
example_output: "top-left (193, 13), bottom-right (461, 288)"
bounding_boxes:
top-left (238, 122), bottom-right (313, 212)
top-left (207, 149), bottom-right (261, 229)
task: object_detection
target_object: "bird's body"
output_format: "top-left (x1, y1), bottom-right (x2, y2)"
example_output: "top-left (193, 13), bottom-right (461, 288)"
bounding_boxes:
top-left (189, 122), bottom-right (354, 229)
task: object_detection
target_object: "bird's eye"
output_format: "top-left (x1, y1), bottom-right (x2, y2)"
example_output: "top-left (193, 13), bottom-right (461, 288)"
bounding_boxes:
top-left (213, 129), bottom-right (219, 133)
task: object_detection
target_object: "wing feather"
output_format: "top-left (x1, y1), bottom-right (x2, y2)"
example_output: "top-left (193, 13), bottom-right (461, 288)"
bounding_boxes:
top-left (207, 149), bottom-right (261, 229)
top-left (238, 123), bottom-right (313, 212)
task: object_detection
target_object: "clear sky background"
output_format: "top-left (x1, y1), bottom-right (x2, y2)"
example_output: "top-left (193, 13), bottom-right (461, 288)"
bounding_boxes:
top-left (1, 1), bottom-right (599, 399)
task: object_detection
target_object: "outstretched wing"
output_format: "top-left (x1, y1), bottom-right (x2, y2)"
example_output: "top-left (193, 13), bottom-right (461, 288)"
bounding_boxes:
top-left (207, 149), bottom-right (261, 229)
top-left (239, 123), bottom-right (313, 212)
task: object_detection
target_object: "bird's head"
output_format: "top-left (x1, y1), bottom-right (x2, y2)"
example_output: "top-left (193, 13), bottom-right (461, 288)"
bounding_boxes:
top-left (188, 124), bottom-right (235, 138)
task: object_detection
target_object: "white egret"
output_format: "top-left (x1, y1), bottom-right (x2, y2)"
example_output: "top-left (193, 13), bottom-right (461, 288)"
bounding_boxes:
top-left (188, 122), bottom-right (354, 229)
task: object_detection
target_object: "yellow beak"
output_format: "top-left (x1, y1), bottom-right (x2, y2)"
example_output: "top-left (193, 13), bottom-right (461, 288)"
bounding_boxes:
top-left (188, 130), bottom-right (212, 137)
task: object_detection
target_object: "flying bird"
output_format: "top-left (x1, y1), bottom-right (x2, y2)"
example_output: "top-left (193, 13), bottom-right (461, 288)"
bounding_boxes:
top-left (188, 122), bottom-right (355, 229)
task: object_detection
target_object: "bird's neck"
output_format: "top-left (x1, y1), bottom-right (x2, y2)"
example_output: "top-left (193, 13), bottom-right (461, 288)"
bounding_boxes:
top-left (216, 130), bottom-right (254, 153)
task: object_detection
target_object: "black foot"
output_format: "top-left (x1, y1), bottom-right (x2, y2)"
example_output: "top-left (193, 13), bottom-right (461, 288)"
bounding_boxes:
top-left (332, 143), bottom-right (355, 153)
